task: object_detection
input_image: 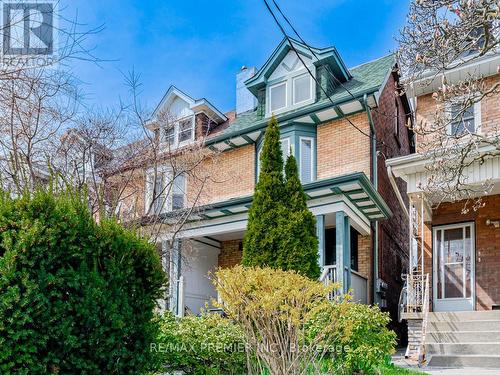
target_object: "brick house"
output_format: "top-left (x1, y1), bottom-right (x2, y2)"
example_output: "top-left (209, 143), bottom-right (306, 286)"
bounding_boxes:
top-left (119, 38), bottom-right (414, 323)
top-left (386, 53), bottom-right (500, 362)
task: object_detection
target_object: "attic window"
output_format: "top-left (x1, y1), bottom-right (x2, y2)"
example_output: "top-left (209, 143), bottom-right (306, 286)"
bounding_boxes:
top-left (178, 118), bottom-right (194, 143)
top-left (293, 74), bottom-right (312, 105)
top-left (160, 116), bottom-right (195, 149)
top-left (270, 82), bottom-right (287, 112)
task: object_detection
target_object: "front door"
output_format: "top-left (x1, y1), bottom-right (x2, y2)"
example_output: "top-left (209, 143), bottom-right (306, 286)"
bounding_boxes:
top-left (433, 223), bottom-right (475, 312)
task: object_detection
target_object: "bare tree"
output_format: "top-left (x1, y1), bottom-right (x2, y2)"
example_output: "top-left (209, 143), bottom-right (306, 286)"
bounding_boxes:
top-left (0, 3), bottom-right (105, 194)
top-left (397, 0), bottom-right (500, 211)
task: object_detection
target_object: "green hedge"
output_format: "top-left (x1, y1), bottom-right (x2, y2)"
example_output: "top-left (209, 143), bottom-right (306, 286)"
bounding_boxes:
top-left (307, 300), bottom-right (397, 374)
top-left (0, 190), bottom-right (165, 374)
top-left (155, 312), bottom-right (246, 375)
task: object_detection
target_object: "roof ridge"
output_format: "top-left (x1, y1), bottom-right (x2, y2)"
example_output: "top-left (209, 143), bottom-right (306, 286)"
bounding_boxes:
top-left (349, 53), bottom-right (395, 71)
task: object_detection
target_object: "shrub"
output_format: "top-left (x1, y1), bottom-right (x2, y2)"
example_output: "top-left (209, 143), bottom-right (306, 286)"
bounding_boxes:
top-left (0, 190), bottom-right (165, 374)
top-left (154, 311), bottom-right (246, 375)
top-left (277, 154), bottom-right (320, 279)
top-left (308, 301), bottom-right (397, 374)
top-left (242, 117), bottom-right (319, 279)
top-left (242, 115), bottom-right (286, 269)
top-left (214, 265), bottom-right (337, 375)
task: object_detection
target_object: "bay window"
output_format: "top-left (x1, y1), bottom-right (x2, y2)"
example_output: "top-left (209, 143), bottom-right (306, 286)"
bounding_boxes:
top-left (172, 174), bottom-right (186, 210)
top-left (146, 170), bottom-right (187, 214)
top-left (299, 137), bottom-right (314, 184)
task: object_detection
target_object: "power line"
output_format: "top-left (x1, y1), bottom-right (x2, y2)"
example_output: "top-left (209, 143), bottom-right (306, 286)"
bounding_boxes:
top-left (269, 0), bottom-right (413, 123)
top-left (262, 0), bottom-right (376, 142)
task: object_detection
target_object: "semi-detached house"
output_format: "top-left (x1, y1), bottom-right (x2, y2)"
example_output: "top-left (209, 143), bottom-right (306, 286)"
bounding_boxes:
top-left (115, 38), bottom-right (414, 329)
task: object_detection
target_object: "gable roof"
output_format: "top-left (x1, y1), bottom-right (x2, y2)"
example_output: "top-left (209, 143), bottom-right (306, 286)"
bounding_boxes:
top-left (150, 85), bottom-right (227, 125)
top-left (207, 54), bottom-right (396, 146)
top-left (245, 37), bottom-right (352, 96)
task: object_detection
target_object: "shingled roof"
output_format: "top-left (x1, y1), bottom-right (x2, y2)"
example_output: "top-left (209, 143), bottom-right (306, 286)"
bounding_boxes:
top-left (206, 54), bottom-right (395, 146)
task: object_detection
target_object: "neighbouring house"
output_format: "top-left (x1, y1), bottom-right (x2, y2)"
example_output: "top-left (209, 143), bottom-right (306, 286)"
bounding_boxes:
top-left (114, 38), bottom-right (414, 329)
top-left (386, 52), bottom-right (500, 366)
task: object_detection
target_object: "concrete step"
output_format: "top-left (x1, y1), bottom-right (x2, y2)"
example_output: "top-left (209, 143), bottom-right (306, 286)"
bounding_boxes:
top-left (426, 331), bottom-right (500, 343)
top-left (427, 320), bottom-right (500, 332)
top-left (426, 342), bottom-right (500, 356)
top-left (428, 311), bottom-right (500, 322)
top-left (427, 354), bottom-right (500, 369)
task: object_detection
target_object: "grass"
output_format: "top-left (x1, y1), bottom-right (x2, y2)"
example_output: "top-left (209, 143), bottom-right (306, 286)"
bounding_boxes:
top-left (375, 363), bottom-right (428, 375)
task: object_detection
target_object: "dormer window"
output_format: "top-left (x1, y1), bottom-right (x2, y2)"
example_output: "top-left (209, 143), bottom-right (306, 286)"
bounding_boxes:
top-left (178, 118), bottom-right (194, 144)
top-left (161, 116), bottom-right (195, 149)
top-left (293, 73), bottom-right (312, 105)
top-left (270, 82), bottom-right (287, 112)
top-left (266, 68), bottom-right (315, 117)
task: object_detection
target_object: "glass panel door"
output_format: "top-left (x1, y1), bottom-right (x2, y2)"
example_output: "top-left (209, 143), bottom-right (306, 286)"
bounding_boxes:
top-left (433, 223), bottom-right (475, 312)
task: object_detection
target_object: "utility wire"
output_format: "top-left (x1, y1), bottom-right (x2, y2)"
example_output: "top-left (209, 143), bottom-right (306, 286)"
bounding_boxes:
top-left (270, 0), bottom-right (413, 122)
top-left (262, 0), bottom-right (376, 142)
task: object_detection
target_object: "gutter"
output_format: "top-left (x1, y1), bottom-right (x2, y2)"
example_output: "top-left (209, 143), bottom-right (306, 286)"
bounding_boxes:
top-left (206, 88), bottom-right (381, 146)
top-left (363, 94), bottom-right (380, 305)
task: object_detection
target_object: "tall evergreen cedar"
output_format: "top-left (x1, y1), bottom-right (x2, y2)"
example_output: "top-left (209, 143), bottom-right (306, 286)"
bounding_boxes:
top-left (242, 116), bottom-right (320, 279)
top-left (242, 116), bottom-right (285, 268)
top-left (278, 155), bottom-right (320, 279)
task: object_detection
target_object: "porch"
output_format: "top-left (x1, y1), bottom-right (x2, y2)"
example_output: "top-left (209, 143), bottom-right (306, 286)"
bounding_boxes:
top-left (157, 172), bottom-right (390, 316)
top-left (387, 150), bottom-right (500, 364)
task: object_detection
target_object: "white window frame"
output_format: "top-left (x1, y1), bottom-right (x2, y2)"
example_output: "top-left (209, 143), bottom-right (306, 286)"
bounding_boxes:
top-left (171, 173), bottom-right (187, 211)
top-left (446, 99), bottom-right (481, 136)
top-left (268, 81), bottom-right (288, 114)
top-left (145, 168), bottom-right (188, 214)
top-left (292, 73), bottom-right (313, 106)
top-left (177, 116), bottom-right (196, 147)
top-left (266, 66), bottom-right (316, 118)
top-left (256, 137), bottom-right (294, 178)
top-left (299, 136), bottom-right (315, 183)
top-left (160, 115), bottom-right (195, 150)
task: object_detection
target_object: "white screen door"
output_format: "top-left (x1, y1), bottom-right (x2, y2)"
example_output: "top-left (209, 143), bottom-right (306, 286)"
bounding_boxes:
top-left (433, 223), bottom-right (475, 312)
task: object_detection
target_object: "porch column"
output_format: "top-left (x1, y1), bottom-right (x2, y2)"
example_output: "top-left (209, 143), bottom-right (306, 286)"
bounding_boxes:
top-left (316, 214), bottom-right (325, 269)
top-left (336, 211), bottom-right (351, 294)
top-left (169, 239), bottom-right (182, 316)
top-left (160, 240), bottom-right (170, 312)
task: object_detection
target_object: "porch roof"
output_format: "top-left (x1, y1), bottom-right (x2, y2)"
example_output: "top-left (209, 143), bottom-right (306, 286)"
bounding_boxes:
top-left (198, 172), bottom-right (391, 222)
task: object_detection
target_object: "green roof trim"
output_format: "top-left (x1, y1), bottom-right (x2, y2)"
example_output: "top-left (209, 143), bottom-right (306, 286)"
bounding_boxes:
top-left (207, 54), bottom-right (395, 147)
top-left (196, 172), bottom-right (392, 221)
top-left (244, 37), bottom-right (352, 96)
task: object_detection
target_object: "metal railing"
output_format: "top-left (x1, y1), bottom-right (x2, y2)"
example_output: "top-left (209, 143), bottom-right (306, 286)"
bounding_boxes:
top-left (400, 273), bottom-right (427, 314)
top-left (399, 272), bottom-right (430, 362)
top-left (418, 274), bottom-right (430, 362)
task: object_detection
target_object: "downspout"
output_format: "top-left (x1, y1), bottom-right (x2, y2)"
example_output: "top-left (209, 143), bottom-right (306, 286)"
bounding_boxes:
top-left (363, 94), bottom-right (379, 305)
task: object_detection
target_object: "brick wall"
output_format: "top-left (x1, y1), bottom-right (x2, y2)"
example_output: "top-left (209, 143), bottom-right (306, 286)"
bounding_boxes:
top-left (422, 194), bottom-right (500, 311)
top-left (372, 72), bottom-right (412, 335)
top-left (415, 74), bottom-right (500, 153)
top-left (188, 144), bottom-right (255, 206)
top-left (358, 234), bottom-right (373, 303)
top-left (218, 240), bottom-right (243, 269)
top-left (317, 112), bottom-right (371, 180)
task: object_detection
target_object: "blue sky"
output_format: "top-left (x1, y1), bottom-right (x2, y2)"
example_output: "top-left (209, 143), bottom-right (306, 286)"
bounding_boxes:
top-left (67, 0), bottom-right (410, 114)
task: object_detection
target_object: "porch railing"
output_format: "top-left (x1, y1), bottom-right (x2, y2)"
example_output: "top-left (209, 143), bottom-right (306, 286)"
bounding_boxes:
top-left (320, 265), bottom-right (339, 300)
top-left (320, 265), bottom-right (368, 303)
top-left (400, 273), bottom-right (428, 314)
top-left (399, 272), bottom-right (430, 362)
